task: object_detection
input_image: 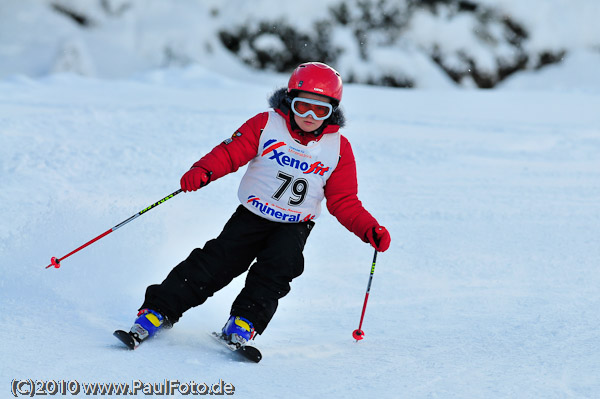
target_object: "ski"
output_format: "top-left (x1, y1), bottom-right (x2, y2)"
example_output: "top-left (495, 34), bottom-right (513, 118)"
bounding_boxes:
top-left (113, 329), bottom-right (139, 350)
top-left (114, 329), bottom-right (262, 362)
top-left (210, 332), bottom-right (262, 363)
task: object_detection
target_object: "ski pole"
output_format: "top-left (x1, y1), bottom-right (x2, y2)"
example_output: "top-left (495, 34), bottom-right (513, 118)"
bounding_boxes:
top-left (45, 189), bottom-right (183, 269)
top-left (352, 249), bottom-right (378, 341)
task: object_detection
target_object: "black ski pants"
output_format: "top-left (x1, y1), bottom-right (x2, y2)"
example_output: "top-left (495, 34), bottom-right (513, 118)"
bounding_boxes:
top-left (141, 205), bottom-right (314, 334)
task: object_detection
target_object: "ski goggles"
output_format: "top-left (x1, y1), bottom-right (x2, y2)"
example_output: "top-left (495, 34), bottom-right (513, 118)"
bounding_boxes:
top-left (291, 97), bottom-right (333, 120)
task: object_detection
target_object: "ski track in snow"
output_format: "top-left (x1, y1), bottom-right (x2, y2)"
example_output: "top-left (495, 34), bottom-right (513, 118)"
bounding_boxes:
top-left (1, 70), bottom-right (599, 398)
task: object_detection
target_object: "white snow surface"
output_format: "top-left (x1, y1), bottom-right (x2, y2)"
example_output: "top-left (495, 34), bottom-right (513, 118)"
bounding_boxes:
top-left (1, 64), bottom-right (599, 397)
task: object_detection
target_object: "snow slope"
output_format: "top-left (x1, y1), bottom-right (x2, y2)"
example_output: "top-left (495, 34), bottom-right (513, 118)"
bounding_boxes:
top-left (1, 67), bottom-right (599, 398)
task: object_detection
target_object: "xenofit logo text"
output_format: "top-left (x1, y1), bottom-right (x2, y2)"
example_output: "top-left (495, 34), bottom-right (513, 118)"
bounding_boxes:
top-left (261, 139), bottom-right (330, 176)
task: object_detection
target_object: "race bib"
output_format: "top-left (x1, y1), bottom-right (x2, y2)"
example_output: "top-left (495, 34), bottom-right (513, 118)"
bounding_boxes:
top-left (238, 111), bottom-right (340, 222)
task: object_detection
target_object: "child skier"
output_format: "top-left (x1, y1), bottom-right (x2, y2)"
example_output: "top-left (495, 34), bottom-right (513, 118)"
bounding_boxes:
top-left (126, 62), bottom-right (391, 348)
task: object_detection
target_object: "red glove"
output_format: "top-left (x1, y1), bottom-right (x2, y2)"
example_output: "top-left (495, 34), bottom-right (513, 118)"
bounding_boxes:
top-left (366, 226), bottom-right (391, 252)
top-left (180, 168), bottom-right (212, 192)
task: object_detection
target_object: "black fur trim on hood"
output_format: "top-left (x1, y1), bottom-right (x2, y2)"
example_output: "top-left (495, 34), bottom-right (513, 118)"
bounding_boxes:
top-left (268, 88), bottom-right (346, 132)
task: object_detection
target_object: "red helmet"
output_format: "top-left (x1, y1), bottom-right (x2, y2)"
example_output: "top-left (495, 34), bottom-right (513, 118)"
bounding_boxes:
top-left (288, 62), bottom-right (343, 103)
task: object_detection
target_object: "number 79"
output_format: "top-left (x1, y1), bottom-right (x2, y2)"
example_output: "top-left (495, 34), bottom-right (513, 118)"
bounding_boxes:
top-left (272, 171), bottom-right (308, 206)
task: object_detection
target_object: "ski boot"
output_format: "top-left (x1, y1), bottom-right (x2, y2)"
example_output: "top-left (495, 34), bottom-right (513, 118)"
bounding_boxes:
top-left (130, 308), bottom-right (167, 343)
top-left (221, 316), bottom-right (255, 347)
top-left (114, 308), bottom-right (168, 349)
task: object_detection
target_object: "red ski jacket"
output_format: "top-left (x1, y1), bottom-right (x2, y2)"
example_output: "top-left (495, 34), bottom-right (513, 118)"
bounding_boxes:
top-left (190, 91), bottom-right (380, 243)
